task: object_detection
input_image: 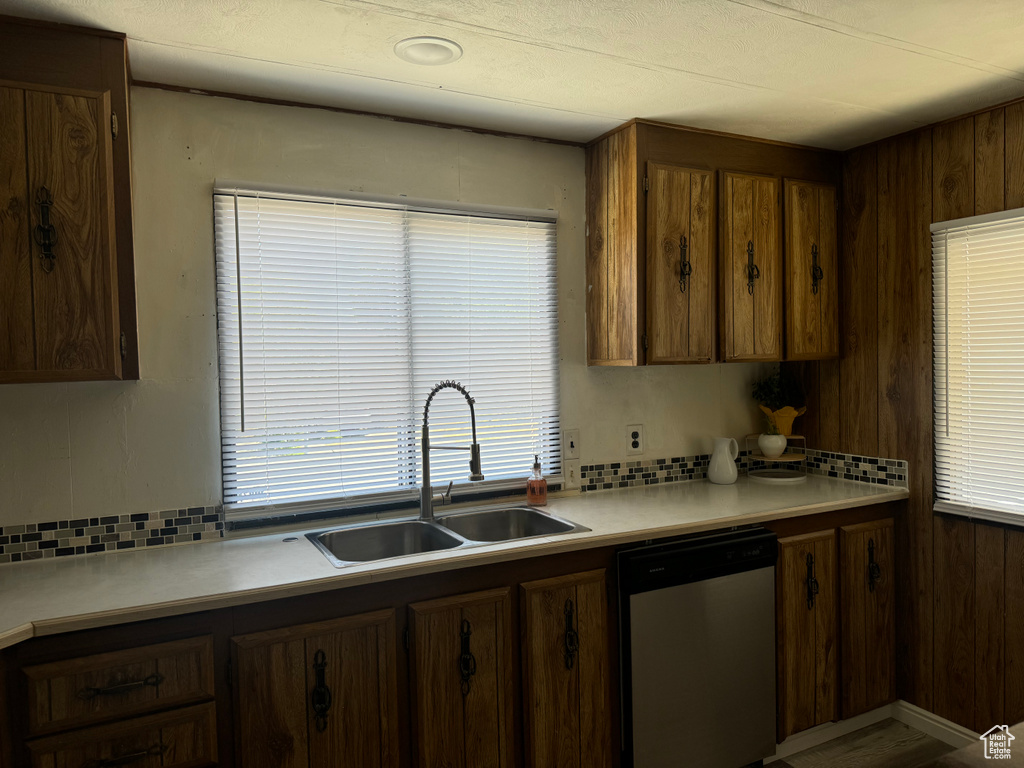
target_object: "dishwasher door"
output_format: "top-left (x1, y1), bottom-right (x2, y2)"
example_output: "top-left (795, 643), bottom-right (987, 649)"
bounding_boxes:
top-left (621, 530), bottom-right (777, 768)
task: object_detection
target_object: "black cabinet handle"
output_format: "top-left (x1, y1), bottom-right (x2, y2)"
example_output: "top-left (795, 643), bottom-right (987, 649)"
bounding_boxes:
top-left (311, 649), bottom-right (332, 733)
top-left (746, 240), bottom-right (760, 295)
top-left (33, 186), bottom-right (58, 274)
top-left (82, 744), bottom-right (164, 767)
top-left (678, 235), bottom-right (691, 293)
top-left (806, 553), bottom-right (820, 609)
top-left (811, 243), bottom-right (824, 295)
top-left (564, 598), bottom-right (580, 670)
top-left (459, 618), bottom-right (477, 696)
top-left (76, 673), bottom-right (163, 700)
top-left (868, 538), bottom-right (882, 592)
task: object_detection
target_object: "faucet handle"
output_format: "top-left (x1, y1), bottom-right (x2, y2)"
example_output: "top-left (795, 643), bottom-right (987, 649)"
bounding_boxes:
top-left (433, 480), bottom-right (454, 506)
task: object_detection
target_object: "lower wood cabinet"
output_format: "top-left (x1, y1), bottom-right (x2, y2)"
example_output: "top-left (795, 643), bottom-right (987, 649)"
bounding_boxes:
top-left (23, 636), bottom-right (215, 736)
top-left (26, 702), bottom-right (217, 768)
top-left (777, 530), bottom-right (838, 740)
top-left (409, 588), bottom-right (514, 768)
top-left (840, 518), bottom-right (896, 718)
top-left (521, 569), bottom-right (613, 768)
top-left (231, 609), bottom-right (398, 768)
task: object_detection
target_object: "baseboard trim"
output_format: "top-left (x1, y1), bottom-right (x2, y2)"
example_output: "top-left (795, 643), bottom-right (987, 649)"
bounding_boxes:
top-left (891, 700), bottom-right (978, 749)
top-left (769, 700), bottom-right (977, 761)
top-left (770, 704), bottom-right (897, 760)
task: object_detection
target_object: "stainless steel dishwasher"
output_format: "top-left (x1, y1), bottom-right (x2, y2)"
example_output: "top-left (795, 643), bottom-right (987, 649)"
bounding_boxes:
top-left (619, 527), bottom-right (778, 768)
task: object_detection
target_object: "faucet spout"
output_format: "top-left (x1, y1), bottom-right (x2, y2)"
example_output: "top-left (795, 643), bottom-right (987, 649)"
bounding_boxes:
top-left (420, 381), bottom-right (485, 522)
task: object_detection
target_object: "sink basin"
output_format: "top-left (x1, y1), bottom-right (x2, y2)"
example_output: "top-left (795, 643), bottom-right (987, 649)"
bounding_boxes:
top-left (309, 520), bottom-right (464, 567)
top-left (437, 506), bottom-right (585, 543)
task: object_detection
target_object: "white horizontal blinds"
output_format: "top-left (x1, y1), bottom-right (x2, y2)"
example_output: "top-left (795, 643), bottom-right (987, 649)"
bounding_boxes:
top-left (408, 212), bottom-right (560, 486)
top-left (933, 210), bottom-right (1024, 520)
top-left (214, 191), bottom-right (559, 514)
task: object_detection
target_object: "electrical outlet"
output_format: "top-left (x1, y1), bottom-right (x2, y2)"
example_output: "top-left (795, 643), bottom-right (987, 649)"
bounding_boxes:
top-left (564, 460), bottom-right (581, 490)
top-left (627, 424), bottom-right (644, 456)
top-left (564, 428), bottom-right (580, 460)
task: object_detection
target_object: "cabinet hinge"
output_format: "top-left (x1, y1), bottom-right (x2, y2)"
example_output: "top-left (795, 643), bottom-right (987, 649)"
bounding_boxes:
top-left (641, 333), bottom-right (649, 352)
top-left (120, 332), bottom-right (127, 360)
top-left (643, 175), bottom-right (649, 193)
top-left (111, 111), bottom-right (119, 140)
top-left (403, 626), bottom-right (410, 653)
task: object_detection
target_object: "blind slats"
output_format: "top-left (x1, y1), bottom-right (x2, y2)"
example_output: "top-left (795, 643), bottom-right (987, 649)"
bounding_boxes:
top-left (933, 209), bottom-right (1024, 520)
top-left (214, 192), bottom-right (560, 515)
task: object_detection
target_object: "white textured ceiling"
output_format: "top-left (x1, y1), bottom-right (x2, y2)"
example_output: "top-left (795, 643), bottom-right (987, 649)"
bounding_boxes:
top-left (4, 0), bottom-right (1024, 148)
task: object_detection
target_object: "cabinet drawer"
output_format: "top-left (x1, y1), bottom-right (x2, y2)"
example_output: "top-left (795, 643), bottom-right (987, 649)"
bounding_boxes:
top-left (26, 702), bottom-right (217, 768)
top-left (24, 636), bottom-right (215, 735)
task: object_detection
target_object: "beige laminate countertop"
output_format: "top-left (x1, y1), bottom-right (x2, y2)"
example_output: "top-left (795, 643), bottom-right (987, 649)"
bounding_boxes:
top-left (0, 476), bottom-right (907, 651)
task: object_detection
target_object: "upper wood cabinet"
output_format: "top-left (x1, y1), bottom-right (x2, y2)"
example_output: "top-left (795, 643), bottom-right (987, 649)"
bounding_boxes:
top-left (586, 125), bottom-right (640, 366)
top-left (840, 518), bottom-right (896, 719)
top-left (721, 171), bottom-right (783, 361)
top-left (408, 588), bottom-right (514, 768)
top-left (231, 609), bottom-right (399, 768)
top-left (521, 569), bottom-right (613, 768)
top-left (585, 120), bottom-right (839, 366)
top-left (0, 19), bottom-right (138, 383)
top-left (776, 529), bottom-right (837, 741)
top-left (646, 164), bottom-right (715, 363)
top-left (785, 180), bottom-right (838, 360)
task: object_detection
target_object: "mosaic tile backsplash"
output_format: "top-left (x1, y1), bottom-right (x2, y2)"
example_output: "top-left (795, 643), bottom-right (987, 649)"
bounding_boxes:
top-left (579, 448), bottom-right (909, 492)
top-left (0, 449), bottom-right (906, 565)
top-left (0, 506), bottom-right (224, 565)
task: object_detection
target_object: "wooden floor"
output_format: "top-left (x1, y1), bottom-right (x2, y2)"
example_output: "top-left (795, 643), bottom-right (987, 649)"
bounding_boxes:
top-left (766, 719), bottom-right (956, 768)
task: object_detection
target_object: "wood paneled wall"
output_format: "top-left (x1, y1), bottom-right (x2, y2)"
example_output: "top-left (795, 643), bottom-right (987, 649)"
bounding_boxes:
top-left (799, 100), bottom-right (1024, 732)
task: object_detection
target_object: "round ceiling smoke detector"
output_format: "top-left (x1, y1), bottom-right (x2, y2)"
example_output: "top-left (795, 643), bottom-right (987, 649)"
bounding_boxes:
top-left (394, 36), bottom-right (463, 66)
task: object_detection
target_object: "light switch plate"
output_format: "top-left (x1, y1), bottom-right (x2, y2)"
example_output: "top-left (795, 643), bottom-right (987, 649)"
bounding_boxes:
top-left (627, 424), bottom-right (644, 456)
top-left (564, 428), bottom-right (580, 460)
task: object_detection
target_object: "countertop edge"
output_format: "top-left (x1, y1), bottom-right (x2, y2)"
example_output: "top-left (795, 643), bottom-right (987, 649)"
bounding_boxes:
top-left (2, 485), bottom-right (909, 649)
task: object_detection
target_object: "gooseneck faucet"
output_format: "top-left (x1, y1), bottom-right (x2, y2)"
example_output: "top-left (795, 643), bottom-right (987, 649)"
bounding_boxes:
top-left (420, 380), bottom-right (485, 522)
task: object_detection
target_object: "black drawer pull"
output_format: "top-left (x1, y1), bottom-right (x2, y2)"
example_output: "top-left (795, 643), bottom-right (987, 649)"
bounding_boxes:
top-left (806, 553), bottom-right (819, 609)
top-left (811, 243), bottom-right (824, 294)
top-left (868, 538), bottom-right (882, 592)
top-left (564, 598), bottom-right (580, 670)
top-left (82, 743), bottom-right (164, 767)
top-left (311, 649), bottom-right (332, 733)
top-left (459, 618), bottom-right (477, 696)
top-left (76, 673), bottom-right (163, 701)
top-left (746, 240), bottom-right (760, 295)
top-left (678, 235), bottom-right (691, 293)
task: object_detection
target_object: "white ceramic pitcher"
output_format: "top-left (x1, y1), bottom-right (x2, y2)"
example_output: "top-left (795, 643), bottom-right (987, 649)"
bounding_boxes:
top-left (708, 437), bottom-right (739, 485)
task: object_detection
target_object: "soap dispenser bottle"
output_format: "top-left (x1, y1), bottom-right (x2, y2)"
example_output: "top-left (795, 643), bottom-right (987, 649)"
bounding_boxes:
top-left (526, 454), bottom-right (548, 506)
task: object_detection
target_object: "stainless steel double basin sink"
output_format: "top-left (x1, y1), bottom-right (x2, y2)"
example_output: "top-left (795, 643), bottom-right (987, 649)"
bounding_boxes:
top-left (308, 506), bottom-right (588, 568)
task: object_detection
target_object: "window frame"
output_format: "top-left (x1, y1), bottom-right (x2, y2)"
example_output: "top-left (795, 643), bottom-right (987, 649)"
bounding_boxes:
top-left (213, 182), bottom-right (563, 522)
top-left (931, 205), bottom-right (1024, 527)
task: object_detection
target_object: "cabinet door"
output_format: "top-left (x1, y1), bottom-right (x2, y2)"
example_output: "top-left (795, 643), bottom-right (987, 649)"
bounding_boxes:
top-left (585, 126), bottom-right (639, 366)
top-left (409, 588), bottom-right (514, 768)
top-left (646, 163), bottom-right (715, 363)
top-left (721, 171), bottom-right (782, 361)
top-left (785, 180), bottom-right (838, 360)
top-left (840, 519), bottom-right (896, 718)
top-left (232, 609), bottom-right (399, 768)
top-left (521, 570), bottom-right (612, 768)
top-left (23, 86), bottom-right (120, 380)
top-left (0, 87), bottom-right (34, 374)
top-left (777, 530), bottom-right (837, 740)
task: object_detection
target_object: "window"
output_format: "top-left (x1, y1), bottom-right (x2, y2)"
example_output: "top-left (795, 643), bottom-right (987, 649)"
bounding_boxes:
top-left (932, 208), bottom-right (1024, 525)
top-left (214, 188), bottom-right (560, 516)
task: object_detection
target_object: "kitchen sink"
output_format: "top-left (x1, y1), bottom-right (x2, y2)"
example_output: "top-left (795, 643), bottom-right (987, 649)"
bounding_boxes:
top-left (308, 520), bottom-right (463, 567)
top-left (437, 506), bottom-right (586, 543)
top-left (308, 507), bottom-right (588, 568)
